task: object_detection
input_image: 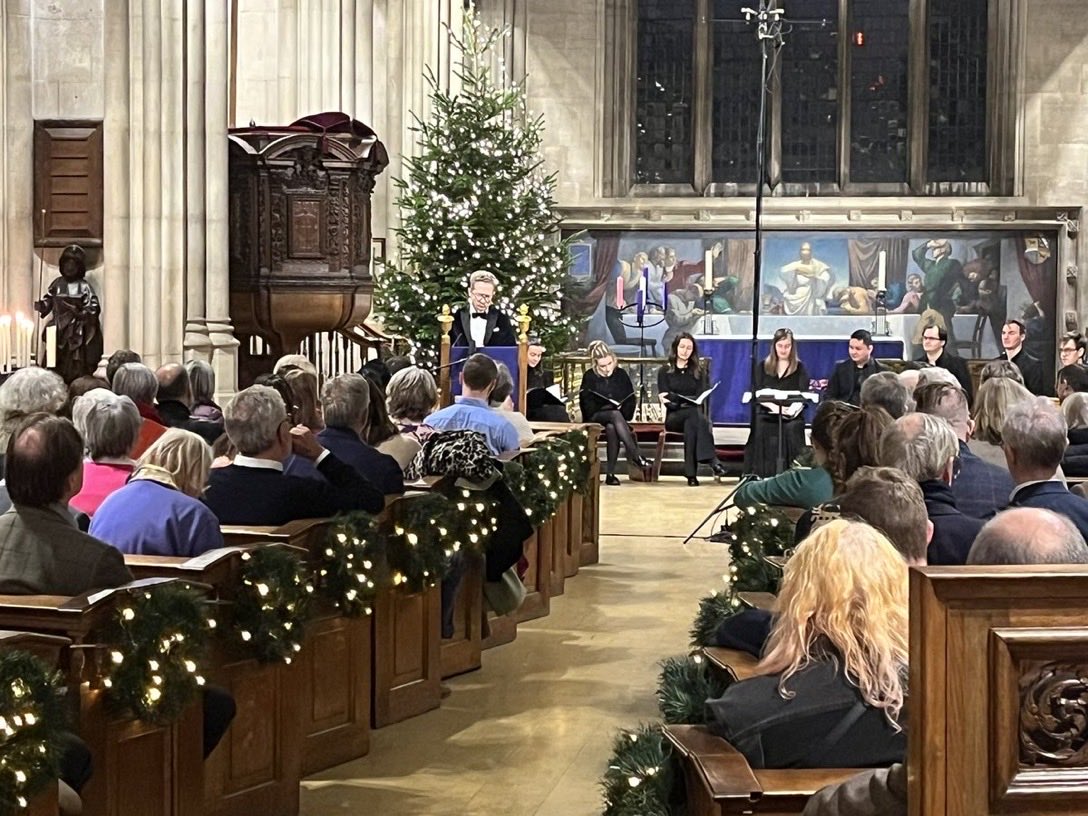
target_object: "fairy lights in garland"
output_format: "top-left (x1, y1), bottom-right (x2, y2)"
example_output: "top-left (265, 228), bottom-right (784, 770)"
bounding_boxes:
top-left (232, 548), bottom-right (314, 664)
top-left (387, 493), bottom-right (462, 591)
top-left (318, 512), bottom-right (383, 617)
top-left (601, 724), bottom-right (673, 816)
top-left (0, 651), bottom-right (65, 812)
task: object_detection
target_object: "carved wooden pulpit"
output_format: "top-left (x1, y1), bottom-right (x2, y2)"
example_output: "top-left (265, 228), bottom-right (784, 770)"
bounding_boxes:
top-left (228, 112), bottom-right (388, 385)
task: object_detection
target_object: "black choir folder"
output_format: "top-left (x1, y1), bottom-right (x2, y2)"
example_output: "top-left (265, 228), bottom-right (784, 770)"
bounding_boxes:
top-left (670, 381), bottom-right (719, 406)
top-left (527, 385), bottom-right (569, 410)
top-left (582, 389), bottom-right (635, 409)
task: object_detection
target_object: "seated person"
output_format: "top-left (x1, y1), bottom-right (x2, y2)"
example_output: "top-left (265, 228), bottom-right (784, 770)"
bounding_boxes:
top-left (880, 413), bottom-right (984, 565)
top-left (525, 337), bottom-right (569, 423)
top-left (859, 371), bottom-right (911, 419)
top-left (825, 330), bottom-right (886, 406)
top-left (998, 319), bottom-right (1046, 396)
top-left (204, 384), bottom-right (384, 525)
top-left (1062, 392), bottom-right (1088, 477)
top-left (0, 367), bottom-right (67, 474)
top-left (362, 376), bottom-right (417, 472)
top-left (489, 362), bottom-right (535, 446)
top-left (70, 389), bottom-right (141, 516)
top-left (105, 348), bottom-right (141, 386)
top-left (186, 359), bottom-right (223, 424)
top-left (734, 400), bottom-right (854, 509)
top-left (0, 413), bottom-right (131, 594)
top-left (90, 428), bottom-right (226, 557)
top-left (978, 358), bottom-right (1024, 388)
top-left (706, 519), bottom-right (908, 769)
top-left (384, 365), bottom-right (437, 469)
top-left (425, 354), bottom-right (520, 455)
top-left (316, 374), bottom-right (404, 495)
top-left (155, 363), bottom-right (223, 445)
top-left (579, 340), bottom-right (647, 485)
top-left (113, 363), bottom-right (167, 457)
top-left (1057, 363), bottom-right (1088, 404)
top-left (970, 377), bottom-right (1034, 469)
top-left (283, 367), bottom-right (324, 433)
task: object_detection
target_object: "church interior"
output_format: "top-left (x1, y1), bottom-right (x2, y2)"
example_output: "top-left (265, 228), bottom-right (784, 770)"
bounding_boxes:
top-left (0, 0), bottom-right (1086, 815)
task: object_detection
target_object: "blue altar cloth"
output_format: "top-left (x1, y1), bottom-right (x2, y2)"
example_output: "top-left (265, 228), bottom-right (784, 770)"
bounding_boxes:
top-left (699, 337), bottom-right (905, 425)
top-left (449, 346), bottom-right (520, 399)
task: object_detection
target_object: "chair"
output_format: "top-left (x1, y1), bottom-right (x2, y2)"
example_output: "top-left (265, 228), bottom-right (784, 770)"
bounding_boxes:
top-left (953, 313), bottom-right (987, 359)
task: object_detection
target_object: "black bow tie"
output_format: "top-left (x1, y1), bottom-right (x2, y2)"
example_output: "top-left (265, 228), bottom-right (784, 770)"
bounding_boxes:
top-left (472, 312), bottom-right (488, 319)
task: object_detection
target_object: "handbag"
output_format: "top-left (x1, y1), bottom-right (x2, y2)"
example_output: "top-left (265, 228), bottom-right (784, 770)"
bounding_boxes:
top-left (482, 565), bottom-right (526, 616)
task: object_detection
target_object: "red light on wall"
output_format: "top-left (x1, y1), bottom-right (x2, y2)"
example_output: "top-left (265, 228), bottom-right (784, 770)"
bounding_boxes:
top-left (853, 31), bottom-right (865, 46)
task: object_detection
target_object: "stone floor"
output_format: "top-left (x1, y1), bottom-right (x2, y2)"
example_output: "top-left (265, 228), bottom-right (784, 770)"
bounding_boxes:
top-left (300, 477), bottom-right (736, 816)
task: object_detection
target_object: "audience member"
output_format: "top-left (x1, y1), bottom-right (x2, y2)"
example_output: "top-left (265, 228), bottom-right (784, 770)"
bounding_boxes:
top-left (66, 374), bottom-right (111, 406)
top-left (1058, 332), bottom-right (1088, 369)
top-left (1056, 363), bottom-right (1088, 403)
top-left (826, 330), bottom-right (886, 406)
top-left (916, 365), bottom-right (961, 390)
top-left (488, 362), bottom-right (534, 445)
top-left (1004, 397), bottom-right (1088, 538)
top-left (204, 385), bottom-right (384, 524)
top-left (979, 359), bottom-right (1024, 387)
top-left (897, 368), bottom-right (920, 398)
top-left (998, 319), bottom-right (1046, 395)
top-left (360, 358), bottom-right (392, 390)
top-left (253, 373), bottom-right (297, 421)
top-left (383, 365), bottom-right (436, 468)
top-left (317, 374), bottom-right (404, 495)
top-left (273, 354), bottom-right (317, 378)
top-left (803, 763), bottom-right (907, 816)
top-left (91, 428), bottom-right (225, 557)
top-left (363, 376), bottom-right (398, 450)
top-left (0, 368), bottom-right (67, 475)
top-left (69, 389), bottom-right (141, 516)
top-left (913, 382), bottom-right (1015, 518)
top-left (385, 356), bottom-right (413, 379)
top-left (967, 507), bottom-right (1088, 565)
top-left (155, 363), bottom-right (222, 444)
top-left (0, 414), bottom-right (131, 594)
top-left (880, 413), bottom-right (984, 564)
top-left (970, 376), bottom-right (1033, 469)
top-left (105, 349), bottom-right (141, 386)
top-left (283, 368), bottom-right (323, 433)
top-left (916, 324), bottom-right (972, 401)
top-left (186, 359), bottom-right (223, 423)
top-left (859, 371), bottom-right (911, 419)
top-left (425, 354), bottom-right (520, 455)
top-left (735, 401), bottom-right (853, 509)
top-left (1062, 392), bottom-right (1088, 477)
top-left (112, 362), bottom-right (167, 457)
top-left (707, 520), bottom-right (907, 769)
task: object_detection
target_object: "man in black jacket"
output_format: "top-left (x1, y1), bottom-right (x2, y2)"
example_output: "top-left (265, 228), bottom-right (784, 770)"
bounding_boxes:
top-left (155, 363), bottom-right (223, 445)
top-left (998, 319), bottom-right (1046, 396)
top-left (915, 324), bottom-right (973, 402)
top-left (448, 270), bottom-right (517, 352)
top-left (825, 329), bottom-right (886, 406)
top-left (204, 385), bottom-right (384, 525)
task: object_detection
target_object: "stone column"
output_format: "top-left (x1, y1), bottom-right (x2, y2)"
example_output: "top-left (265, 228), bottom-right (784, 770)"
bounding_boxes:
top-left (1, 4), bottom-right (33, 316)
top-left (102, 0), bottom-right (131, 356)
top-left (184, 0), bottom-right (211, 360)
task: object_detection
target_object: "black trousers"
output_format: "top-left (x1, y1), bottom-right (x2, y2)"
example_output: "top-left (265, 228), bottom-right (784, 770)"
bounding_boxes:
top-left (665, 407), bottom-right (718, 478)
top-left (590, 410), bottom-right (640, 473)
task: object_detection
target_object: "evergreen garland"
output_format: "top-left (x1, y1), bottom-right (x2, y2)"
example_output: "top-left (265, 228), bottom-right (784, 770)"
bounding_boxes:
top-left (443, 485), bottom-right (499, 556)
top-left (688, 589), bottom-right (743, 648)
top-left (503, 446), bottom-right (565, 526)
top-left (232, 548), bottom-right (314, 664)
top-left (721, 504), bottom-right (794, 595)
top-left (0, 651), bottom-right (65, 813)
top-left (656, 654), bottom-right (732, 725)
top-left (104, 584), bottom-right (210, 724)
top-left (601, 724), bottom-right (674, 816)
top-left (556, 430), bottom-right (592, 493)
top-left (388, 493), bottom-right (460, 591)
top-left (318, 513), bottom-right (385, 617)
top-left (374, 9), bottom-right (577, 366)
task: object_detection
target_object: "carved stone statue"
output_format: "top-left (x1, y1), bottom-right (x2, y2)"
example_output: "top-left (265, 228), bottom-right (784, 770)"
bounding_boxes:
top-left (34, 245), bottom-right (103, 383)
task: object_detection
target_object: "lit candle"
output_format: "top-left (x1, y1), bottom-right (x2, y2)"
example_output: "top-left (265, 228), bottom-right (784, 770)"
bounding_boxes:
top-left (20, 317), bottom-right (33, 367)
top-left (704, 249), bottom-right (713, 292)
top-left (638, 267), bottom-right (648, 317)
top-left (45, 326), bottom-right (57, 369)
top-left (877, 250), bottom-right (887, 291)
top-left (14, 312), bottom-right (24, 367)
top-left (0, 315), bottom-right (9, 372)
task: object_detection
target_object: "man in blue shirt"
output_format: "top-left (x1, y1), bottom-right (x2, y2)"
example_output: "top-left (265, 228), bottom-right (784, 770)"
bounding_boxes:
top-left (425, 354), bottom-right (520, 454)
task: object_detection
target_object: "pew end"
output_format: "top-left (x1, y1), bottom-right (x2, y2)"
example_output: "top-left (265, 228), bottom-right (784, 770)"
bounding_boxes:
top-left (701, 647), bottom-right (761, 684)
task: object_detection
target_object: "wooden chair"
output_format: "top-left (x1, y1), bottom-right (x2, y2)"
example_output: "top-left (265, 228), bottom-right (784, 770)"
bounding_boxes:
top-left (665, 724), bottom-right (865, 815)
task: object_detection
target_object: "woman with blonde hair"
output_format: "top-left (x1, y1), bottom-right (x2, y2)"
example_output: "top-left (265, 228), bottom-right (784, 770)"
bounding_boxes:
top-left (970, 376), bottom-right (1033, 468)
top-left (707, 519), bottom-right (909, 768)
top-left (577, 340), bottom-right (648, 485)
top-left (90, 428), bottom-right (224, 557)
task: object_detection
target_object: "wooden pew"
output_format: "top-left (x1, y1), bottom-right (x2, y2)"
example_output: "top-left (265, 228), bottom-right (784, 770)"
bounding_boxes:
top-left (665, 724), bottom-right (864, 816)
top-left (440, 552), bottom-right (483, 679)
top-left (910, 565), bottom-right (1088, 815)
top-left (124, 549), bottom-right (305, 815)
top-left (701, 647), bottom-right (761, 683)
top-left (0, 586), bottom-right (205, 816)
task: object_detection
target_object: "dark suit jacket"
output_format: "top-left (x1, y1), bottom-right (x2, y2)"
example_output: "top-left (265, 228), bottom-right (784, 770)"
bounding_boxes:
top-left (448, 305), bottom-right (517, 353)
top-left (916, 350), bottom-right (973, 403)
top-left (1009, 480), bottom-right (1088, 541)
top-left (1000, 348), bottom-right (1047, 396)
top-left (204, 453), bottom-right (384, 526)
top-left (825, 358), bottom-right (886, 406)
top-left (157, 400), bottom-right (224, 445)
top-left (0, 504), bottom-right (133, 595)
top-left (1063, 427), bottom-right (1088, 477)
top-left (317, 426), bottom-right (404, 496)
top-left (802, 764), bottom-right (907, 816)
top-left (954, 441), bottom-right (1015, 519)
top-left (921, 480), bottom-right (985, 565)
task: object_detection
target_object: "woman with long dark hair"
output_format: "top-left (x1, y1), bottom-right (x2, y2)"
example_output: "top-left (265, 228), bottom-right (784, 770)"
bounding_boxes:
top-left (658, 332), bottom-right (726, 486)
top-left (744, 327), bottom-right (810, 477)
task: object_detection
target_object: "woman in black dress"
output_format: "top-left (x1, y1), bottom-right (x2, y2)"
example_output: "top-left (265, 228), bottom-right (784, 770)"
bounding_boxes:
top-left (745, 327), bottom-right (810, 477)
top-left (578, 341), bottom-right (649, 485)
top-left (658, 332), bottom-right (727, 486)
top-left (525, 337), bottom-right (569, 423)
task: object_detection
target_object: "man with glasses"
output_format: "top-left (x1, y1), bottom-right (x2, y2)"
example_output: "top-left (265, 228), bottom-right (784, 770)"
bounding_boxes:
top-left (448, 270), bottom-right (517, 353)
top-left (916, 323), bottom-right (973, 402)
top-left (1059, 332), bottom-right (1087, 369)
top-left (998, 319), bottom-right (1046, 396)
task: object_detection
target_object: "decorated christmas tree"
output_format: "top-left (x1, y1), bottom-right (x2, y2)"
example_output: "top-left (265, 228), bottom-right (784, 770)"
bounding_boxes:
top-left (375, 9), bottom-right (576, 367)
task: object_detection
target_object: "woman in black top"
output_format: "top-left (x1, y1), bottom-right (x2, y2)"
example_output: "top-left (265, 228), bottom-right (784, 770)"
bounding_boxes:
top-left (526, 337), bottom-right (569, 423)
top-left (658, 333), bottom-right (726, 486)
top-left (744, 327), bottom-right (810, 477)
top-left (579, 341), bottom-right (648, 485)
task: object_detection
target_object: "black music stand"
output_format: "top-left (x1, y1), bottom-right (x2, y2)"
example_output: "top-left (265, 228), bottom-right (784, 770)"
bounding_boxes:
top-left (743, 390), bottom-right (816, 475)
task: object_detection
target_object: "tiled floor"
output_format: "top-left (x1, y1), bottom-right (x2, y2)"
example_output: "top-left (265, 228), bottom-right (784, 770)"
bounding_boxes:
top-left (300, 477), bottom-right (737, 816)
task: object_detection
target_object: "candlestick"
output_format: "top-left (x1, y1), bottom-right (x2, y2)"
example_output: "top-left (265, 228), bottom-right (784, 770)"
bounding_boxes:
top-left (704, 249), bottom-right (713, 292)
top-left (877, 250), bottom-right (887, 291)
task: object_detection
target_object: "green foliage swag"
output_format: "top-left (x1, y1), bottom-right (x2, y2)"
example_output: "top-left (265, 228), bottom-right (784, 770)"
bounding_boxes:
top-left (689, 589), bottom-right (743, 648)
top-left (232, 548), bottom-right (314, 664)
top-left (656, 654), bottom-right (732, 726)
top-left (105, 584), bottom-right (210, 725)
top-left (601, 724), bottom-right (674, 816)
top-left (0, 651), bottom-right (66, 813)
top-left (319, 512), bottom-right (384, 618)
top-left (374, 9), bottom-right (577, 365)
top-left (503, 431), bottom-right (591, 526)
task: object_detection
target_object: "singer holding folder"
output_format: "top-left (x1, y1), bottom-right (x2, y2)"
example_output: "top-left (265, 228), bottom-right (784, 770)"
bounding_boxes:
top-left (658, 333), bottom-right (727, 486)
top-left (744, 328), bottom-right (811, 477)
top-left (579, 341), bottom-right (649, 485)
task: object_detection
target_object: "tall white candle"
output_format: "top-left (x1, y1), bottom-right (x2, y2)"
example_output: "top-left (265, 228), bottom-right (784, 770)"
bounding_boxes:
top-left (704, 249), bottom-right (714, 292)
top-left (877, 250), bottom-right (887, 291)
top-left (25, 319), bottom-right (35, 366)
top-left (14, 312), bottom-right (24, 367)
top-left (45, 326), bottom-right (57, 369)
top-left (0, 315), bottom-right (10, 372)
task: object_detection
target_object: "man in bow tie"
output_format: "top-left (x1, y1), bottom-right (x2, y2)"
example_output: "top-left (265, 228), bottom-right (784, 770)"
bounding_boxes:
top-left (448, 270), bottom-right (517, 352)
